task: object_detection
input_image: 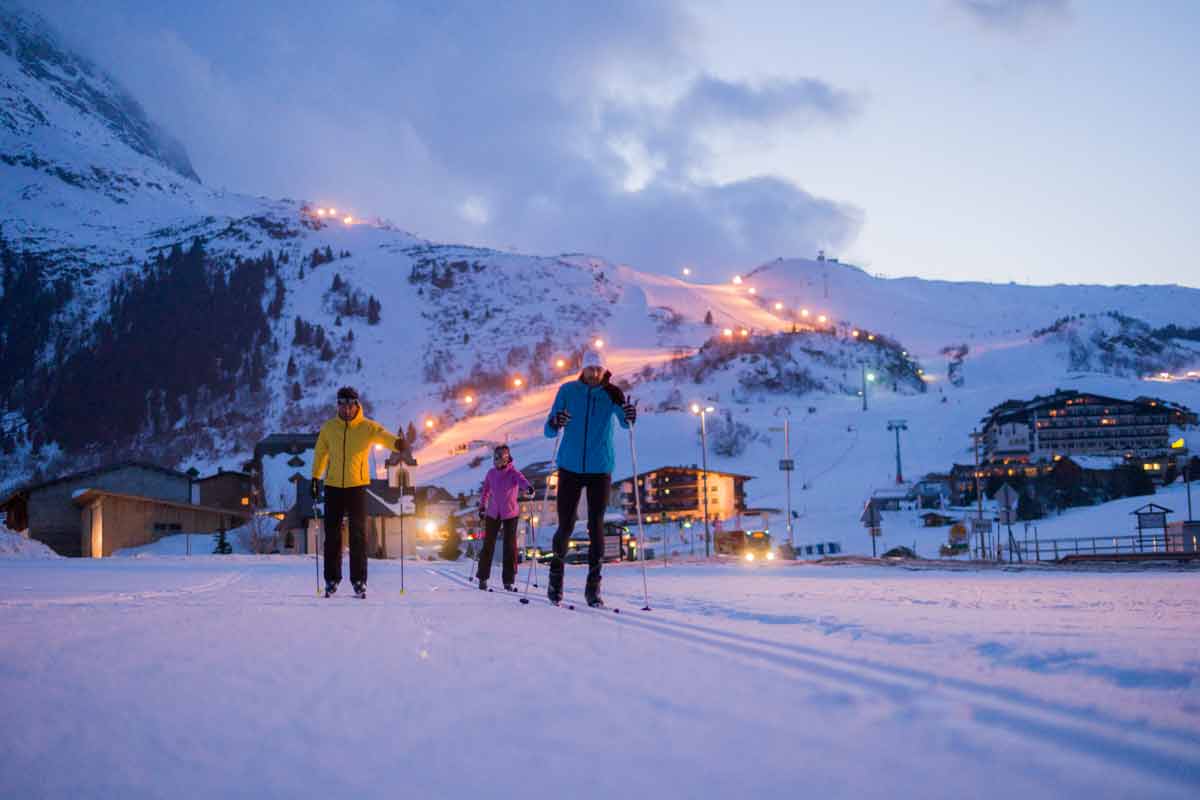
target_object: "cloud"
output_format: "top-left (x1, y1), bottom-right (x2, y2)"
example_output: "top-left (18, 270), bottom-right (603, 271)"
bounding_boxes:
top-left (30, 1), bottom-right (861, 276)
top-left (954, 0), bottom-right (1072, 34)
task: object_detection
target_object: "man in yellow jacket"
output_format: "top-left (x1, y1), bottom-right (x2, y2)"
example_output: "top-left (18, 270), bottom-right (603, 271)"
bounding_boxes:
top-left (311, 386), bottom-right (412, 599)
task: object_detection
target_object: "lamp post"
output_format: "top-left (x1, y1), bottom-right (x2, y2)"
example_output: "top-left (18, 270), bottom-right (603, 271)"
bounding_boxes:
top-left (1187, 458), bottom-right (1195, 522)
top-left (887, 419), bottom-right (908, 484)
top-left (692, 403), bottom-right (715, 557)
top-left (775, 407), bottom-right (794, 550)
top-left (860, 363), bottom-right (875, 412)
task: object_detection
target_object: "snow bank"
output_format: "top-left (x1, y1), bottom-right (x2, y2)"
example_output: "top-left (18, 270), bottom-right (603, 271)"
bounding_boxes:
top-left (112, 531), bottom-right (254, 557)
top-left (0, 527), bottom-right (62, 559)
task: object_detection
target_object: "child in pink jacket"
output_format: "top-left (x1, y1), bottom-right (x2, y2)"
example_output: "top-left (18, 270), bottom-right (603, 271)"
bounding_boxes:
top-left (477, 444), bottom-right (534, 591)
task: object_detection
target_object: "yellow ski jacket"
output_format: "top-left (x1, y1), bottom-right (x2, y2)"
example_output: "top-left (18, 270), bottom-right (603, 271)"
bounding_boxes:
top-left (311, 407), bottom-right (402, 488)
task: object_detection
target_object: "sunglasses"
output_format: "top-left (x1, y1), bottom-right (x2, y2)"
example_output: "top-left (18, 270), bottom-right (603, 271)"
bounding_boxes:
top-left (336, 398), bottom-right (359, 406)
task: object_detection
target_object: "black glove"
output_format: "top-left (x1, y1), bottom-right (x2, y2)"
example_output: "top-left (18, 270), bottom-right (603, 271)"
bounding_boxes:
top-left (600, 372), bottom-right (626, 406)
top-left (523, 487), bottom-right (536, 499)
top-left (310, 479), bottom-right (322, 502)
top-left (478, 506), bottom-right (487, 521)
top-left (387, 438), bottom-right (417, 467)
top-left (550, 409), bottom-right (571, 430)
top-left (623, 402), bottom-right (637, 424)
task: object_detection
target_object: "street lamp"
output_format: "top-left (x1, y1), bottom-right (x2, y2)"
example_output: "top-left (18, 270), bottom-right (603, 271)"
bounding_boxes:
top-left (463, 394), bottom-right (474, 405)
top-left (775, 407), bottom-right (794, 550)
top-left (424, 418), bottom-right (435, 430)
top-left (860, 364), bottom-right (875, 411)
top-left (691, 403), bottom-right (715, 557)
top-left (682, 267), bottom-right (691, 277)
top-left (512, 377), bottom-right (523, 388)
top-left (774, 302), bottom-right (784, 311)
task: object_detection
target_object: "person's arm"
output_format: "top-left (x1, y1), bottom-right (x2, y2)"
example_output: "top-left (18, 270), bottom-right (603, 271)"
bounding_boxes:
top-left (545, 384), bottom-right (570, 438)
top-left (478, 473), bottom-right (491, 518)
top-left (369, 421), bottom-right (403, 450)
top-left (311, 425), bottom-right (330, 480)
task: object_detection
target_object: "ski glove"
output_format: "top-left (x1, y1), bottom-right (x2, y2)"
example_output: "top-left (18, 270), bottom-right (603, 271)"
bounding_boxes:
top-left (550, 410), bottom-right (572, 430)
top-left (478, 506), bottom-right (487, 521)
top-left (623, 402), bottom-right (637, 424)
top-left (310, 479), bottom-right (322, 502)
top-left (387, 438), bottom-right (418, 467)
top-left (601, 378), bottom-right (625, 406)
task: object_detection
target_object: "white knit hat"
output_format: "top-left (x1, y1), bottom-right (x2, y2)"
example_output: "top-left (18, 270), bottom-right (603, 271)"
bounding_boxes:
top-left (582, 350), bottom-right (604, 370)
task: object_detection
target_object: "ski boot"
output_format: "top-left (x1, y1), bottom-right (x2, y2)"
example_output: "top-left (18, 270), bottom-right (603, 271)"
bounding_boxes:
top-left (585, 580), bottom-right (604, 608)
top-left (547, 585), bottom-right (563, 606)
top-left (352, 581), bottom-right (367, 599)
top-left (478, 578), bottom-right (489, 591)
top-left (504, 583), bottom-right (517, 592)
top-left (324, 581), bottom-right (338, 598)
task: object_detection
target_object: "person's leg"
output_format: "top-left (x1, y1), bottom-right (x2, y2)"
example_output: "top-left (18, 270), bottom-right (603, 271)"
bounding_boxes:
top-left (584, 474), bottom-right (611, 600)
top-left (347, 486), bottom-right (367, 586)
top-left (323, 486), bottom-right (345, 586)
top-left (549, 469), bottom-right (583, 599)
top-left (477, 516), bottom-right (500, 583)
top-left (501, 517), bottom-right (519, 586)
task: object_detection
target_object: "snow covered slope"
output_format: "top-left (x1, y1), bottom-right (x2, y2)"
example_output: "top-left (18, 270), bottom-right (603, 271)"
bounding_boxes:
top-left (1, 3), bottom-right (1198, 557)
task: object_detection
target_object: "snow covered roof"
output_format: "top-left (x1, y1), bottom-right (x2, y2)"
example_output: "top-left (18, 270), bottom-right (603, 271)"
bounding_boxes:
top-left (1, 460), bottom-right (191, 503)
top-left (1062, 455), bottom-right (1124, 471)
top-left (70, 488), bottom-right (252, 519)
top-left (614, 465), bottom-right (756, 483)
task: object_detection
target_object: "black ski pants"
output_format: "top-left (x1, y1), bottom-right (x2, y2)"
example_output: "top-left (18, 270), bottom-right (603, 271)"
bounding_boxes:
top-left (477, 516), bottom-right (519, 586)
top-left (549, 469), bottom-right (610, 594)
top-left (323, 485), bottom-right (367, 586)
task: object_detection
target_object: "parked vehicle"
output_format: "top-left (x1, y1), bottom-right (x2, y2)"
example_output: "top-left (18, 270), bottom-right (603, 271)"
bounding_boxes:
top-left (715, 529), bottom-right (775, 561)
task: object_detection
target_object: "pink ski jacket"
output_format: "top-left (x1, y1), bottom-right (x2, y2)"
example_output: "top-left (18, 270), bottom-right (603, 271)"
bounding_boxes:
top-left (480, 463), bottom-right (533, 520)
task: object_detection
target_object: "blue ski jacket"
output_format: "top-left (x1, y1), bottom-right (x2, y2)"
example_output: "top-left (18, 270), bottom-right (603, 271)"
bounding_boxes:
top-left (544, 379), bottom-right (629, 475)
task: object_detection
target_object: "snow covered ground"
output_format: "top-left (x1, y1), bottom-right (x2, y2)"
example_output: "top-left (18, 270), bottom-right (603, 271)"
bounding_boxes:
top-left (2, 556), bottom-right (1197, 799)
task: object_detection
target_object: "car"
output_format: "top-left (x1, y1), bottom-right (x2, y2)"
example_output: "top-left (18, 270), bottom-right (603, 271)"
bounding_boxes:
top-left (563, 521), bottom-right (628, 564)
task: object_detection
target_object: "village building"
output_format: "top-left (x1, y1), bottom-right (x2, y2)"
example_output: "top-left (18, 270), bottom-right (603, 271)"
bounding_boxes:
top-left (0, 461), bottom-right (248, 557)
top-left (612, 465), bottom-right (752, 524)
top-left (191, 468), bottom-right (254, 512)
top-left (979, 389), bottom-right (1194, 463)
top-left (252, 433), bottom-right (318, 513)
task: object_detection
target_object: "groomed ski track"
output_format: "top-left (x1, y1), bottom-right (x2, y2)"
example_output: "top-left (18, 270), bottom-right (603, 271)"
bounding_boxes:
top-left (2, 556), bottom-right (1197, 799)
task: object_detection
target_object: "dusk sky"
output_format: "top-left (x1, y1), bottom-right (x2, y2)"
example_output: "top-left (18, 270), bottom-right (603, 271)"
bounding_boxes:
top-left (34, 0), bottom-right (1200, 287)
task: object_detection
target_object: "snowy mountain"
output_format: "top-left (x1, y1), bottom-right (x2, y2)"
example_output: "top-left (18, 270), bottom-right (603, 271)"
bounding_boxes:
top-left (2, 3), bottom-right (1199, 558)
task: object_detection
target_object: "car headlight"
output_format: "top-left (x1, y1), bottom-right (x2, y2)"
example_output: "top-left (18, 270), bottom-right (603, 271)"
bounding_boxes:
top-left (745, 552), bottom-right (755, 561)
top-left (767, 552), bottom-right (776, 561)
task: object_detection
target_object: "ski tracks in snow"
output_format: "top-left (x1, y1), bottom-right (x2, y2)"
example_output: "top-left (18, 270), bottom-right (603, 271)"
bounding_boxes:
top-left (0, 568), bottom-right (250, 609)
top-left (429, 566), bottom-right (1200, 793)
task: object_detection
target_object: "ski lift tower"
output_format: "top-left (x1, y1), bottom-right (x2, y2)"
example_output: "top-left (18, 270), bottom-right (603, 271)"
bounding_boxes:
top-left (887, 420), bottom-right (908, 484)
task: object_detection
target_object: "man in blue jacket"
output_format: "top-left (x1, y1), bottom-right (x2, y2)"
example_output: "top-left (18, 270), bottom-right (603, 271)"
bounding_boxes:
top-left (544, 350), bottom-right (636, 607)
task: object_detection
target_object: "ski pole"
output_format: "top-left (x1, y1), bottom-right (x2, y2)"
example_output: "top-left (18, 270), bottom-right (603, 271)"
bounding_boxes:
top-left (627, 399), bottom-right (651, 611)
top-left (464, 524), bottom-right (479, 579)
top-left (522, 430), bottom-right (561, 603)
top-left (314, 495), bottom-right (322, 597)
top-left (399, 512), bottom-right (406, 595)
